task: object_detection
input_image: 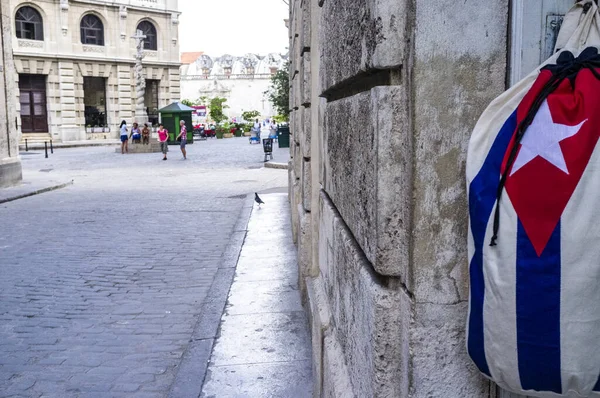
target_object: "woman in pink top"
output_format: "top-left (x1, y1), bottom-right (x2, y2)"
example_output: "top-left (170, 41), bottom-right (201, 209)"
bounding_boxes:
top-left (157, 123), bottom-right (169, 160)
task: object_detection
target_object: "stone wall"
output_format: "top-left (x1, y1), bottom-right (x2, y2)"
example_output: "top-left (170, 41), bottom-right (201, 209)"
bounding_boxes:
top-left (0, 0), bottom-right (21, 187)
top-left (289, 0), bottom-right (509, 396)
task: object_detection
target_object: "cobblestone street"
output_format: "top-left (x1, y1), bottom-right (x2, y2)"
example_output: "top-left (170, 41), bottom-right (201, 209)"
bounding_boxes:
top-left (0, 138), bottom-right (289, 397)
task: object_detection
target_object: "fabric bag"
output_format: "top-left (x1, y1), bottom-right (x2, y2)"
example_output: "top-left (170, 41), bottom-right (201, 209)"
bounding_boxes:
top-left (467, 1), bottom-right (600, 396)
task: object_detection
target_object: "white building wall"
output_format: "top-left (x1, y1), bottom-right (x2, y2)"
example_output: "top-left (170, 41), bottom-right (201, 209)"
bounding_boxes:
top-left (180, 77), bottom-right (275, 121)
top-left (9, 0), bottom-right (181, 142)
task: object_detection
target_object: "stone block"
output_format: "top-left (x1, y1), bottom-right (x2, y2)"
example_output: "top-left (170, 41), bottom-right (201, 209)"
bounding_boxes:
top-left (411, 0), bottom-right (508, 304)
top-left (410, 302), bottom-right (491, 397)
top-left (294, 142), bottom-right (302, 179)
top-left (0, 159), bottom-right (22, 188)
top-left (320, 0), bottom-right (407, 91)
top-left (306, 275), bottom-right (331, 398)
top-left (322, 330), bottom-right (356, 398)
top-left (319, 191), bottom-right (410, 397)
top-left (301, 52), bottom-right (311, 106)
top-left (297, 204), bottom-right (313, 301)
top-left (300, 0), bottom-right (311, 53)
top-left (291, 178), bottom-right (301, 244)
top-left (301, 105), bottom-right (311, 159)
top-left (324, 86), bottom-right (411, 279)
top-left (302, 158), bottom-right (311, 212)
top-left (288, 160), bottom-right (294, 201)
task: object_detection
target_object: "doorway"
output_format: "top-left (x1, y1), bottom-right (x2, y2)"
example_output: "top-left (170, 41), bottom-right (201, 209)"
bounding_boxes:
top-left (83, 77), bottom-right (107, 128)
top-left (18, 74), bottom-right (48, 133)
top-left (509, 0), bottom-right (575, 86)
top-left (145, 79), bottom-right (160, 126)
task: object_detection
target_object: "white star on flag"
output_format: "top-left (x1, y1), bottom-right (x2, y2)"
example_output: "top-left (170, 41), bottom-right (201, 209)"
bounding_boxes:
top-left (511, 99), bottom-right (587, 176)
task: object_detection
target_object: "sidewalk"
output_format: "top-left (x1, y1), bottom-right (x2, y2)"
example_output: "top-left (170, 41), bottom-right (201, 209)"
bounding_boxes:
top-left (200, 193), bottom-right (312, 397)
top-left (0, 170), bottom-right (72, 204)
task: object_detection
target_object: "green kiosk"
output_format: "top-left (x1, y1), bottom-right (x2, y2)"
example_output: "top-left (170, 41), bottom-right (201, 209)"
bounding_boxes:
top-left (159, 102), bottom-right (194, 144)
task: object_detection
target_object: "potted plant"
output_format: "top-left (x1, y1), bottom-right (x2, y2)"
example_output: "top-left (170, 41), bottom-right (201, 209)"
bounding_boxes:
top-left (215, 126), bottom-right (227, 139)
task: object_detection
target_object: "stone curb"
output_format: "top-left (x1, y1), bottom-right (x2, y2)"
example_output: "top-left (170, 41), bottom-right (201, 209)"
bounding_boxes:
top-left (167, 193), bottom-right (254, 398)
top-left (265, 161), bottom-right (289, 170)
top-left (0, 180), bottom-right (74, 204)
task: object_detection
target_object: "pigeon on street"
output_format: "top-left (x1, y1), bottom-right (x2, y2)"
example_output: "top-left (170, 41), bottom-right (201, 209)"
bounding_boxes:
top-left (255, 192), bottom-right (265, 206)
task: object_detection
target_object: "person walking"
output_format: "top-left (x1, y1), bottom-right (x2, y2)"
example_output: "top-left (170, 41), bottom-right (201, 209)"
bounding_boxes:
top-left (119, 120), bottom-right (128, 154)
top-left (176, 120), bottom-right (188, 160)
top-left (253, 119), bottom-right (261, 139)
top-left (157, 123), bottom-right (169, 160)
top-left (142, 123), bottom-right (150, 145)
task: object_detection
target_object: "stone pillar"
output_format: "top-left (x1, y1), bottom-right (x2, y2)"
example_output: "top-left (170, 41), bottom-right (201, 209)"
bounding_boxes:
top-left (57, 61), bottom-right (80, 141)
top-left (291, 0), bottom-right (510, 396)
top-left (117, 65), bottom-right (133, 125)
top-left (0, 0), bottom-right (22, 187)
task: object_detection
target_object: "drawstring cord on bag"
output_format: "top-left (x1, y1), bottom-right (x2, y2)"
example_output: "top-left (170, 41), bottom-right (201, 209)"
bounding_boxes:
top-left (489, 47), bottom-right (600, 247)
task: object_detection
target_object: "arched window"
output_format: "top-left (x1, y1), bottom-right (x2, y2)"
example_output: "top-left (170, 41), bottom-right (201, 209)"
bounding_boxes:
top-left (136, 21), bottom-right (157, 51)
top-left (15, 6), bottom-right (43, 41)
top-left (80, 14), bottom-right (104, 46)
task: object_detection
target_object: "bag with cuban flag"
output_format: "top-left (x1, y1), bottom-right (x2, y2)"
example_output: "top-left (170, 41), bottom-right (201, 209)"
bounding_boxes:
top-left (467, 1), bottom-right (600, 396)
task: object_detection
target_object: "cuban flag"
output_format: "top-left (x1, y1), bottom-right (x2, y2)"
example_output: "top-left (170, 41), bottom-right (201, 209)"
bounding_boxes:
top-left (467, 48), bottom-right (600, 397)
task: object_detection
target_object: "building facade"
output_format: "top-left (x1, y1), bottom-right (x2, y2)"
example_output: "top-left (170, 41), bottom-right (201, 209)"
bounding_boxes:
top-left (9, 0), bottom-right (181, 142)
top-left (288, 0), bottom-right (574, 397)
top-left (180, 53), bottom-right (287, 121)
top-left (0, 0), bottom-right (21, 187)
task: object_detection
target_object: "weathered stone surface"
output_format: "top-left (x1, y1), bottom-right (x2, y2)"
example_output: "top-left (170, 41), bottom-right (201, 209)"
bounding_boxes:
top-left (302, 158), bottom-right (312, 212)
top-left (306, 275), bottom-right (331, 398)
top-left (0, 0), bottom-right (21, 188)
top-left (324, 86), bottom-right (411, 278)
top-left (302, 52), bottom-right (311, 106)
top-left (301, 0), bottom-right (311, 53)
top-left (411, 0), bottom-right (508, 304)
top-left (319, 192), bottom-right (409, 397)
top-left (294, 141), bottom-right (302, 179)
top-left (291, 177), bottom-right (302, 244)
top-left (410, 302), bottom-right (491, 397)
top-left (322, 331), bottom-right (355, 398)
top-left (301, 105), bottom-right (312, 159)
top-left (320, 0), bottom-right (407, 91)
top-left (297, 204), bottom-right (313, 301)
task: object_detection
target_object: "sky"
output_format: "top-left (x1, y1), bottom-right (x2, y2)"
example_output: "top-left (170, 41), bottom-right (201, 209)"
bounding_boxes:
top-left (178, 0), bottom-right (290, 57)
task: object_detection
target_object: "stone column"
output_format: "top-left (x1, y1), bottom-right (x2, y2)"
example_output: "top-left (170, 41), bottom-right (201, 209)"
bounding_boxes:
top-left (58, 61), bottom-right (80, 141)
top-left (0, 0), bottom-right (22, 187)
top-left (117, 65), bottom-right (133, 126)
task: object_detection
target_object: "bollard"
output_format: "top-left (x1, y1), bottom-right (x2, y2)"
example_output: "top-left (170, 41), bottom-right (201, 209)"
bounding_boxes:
top-left (25, 139), bottom-right (28, 152)
top-left (44, 142), bottom-right (48, 158)
top-left (50, 140), bottom-right (53, 154)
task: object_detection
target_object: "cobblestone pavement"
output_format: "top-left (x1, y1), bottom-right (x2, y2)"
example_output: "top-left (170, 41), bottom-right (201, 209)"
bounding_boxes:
top-left (0, 138), bottom-right (289, 397)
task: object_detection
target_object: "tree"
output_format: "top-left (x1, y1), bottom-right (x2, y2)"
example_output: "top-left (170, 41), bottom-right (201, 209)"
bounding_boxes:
top-left (265, 65), bottom-right (290, 121)
top-left (208, 97), bottom-right (229, 124)
top-left (241, 110), bottom-right (261, 122)
top-left (181, 99), bottom-right (196, 107)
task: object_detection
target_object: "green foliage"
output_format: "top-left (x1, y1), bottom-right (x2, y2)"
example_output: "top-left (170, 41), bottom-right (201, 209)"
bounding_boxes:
top-left (265, 65), bottom-right (290, 120)
top-left (241, 110), bottom-right (261, 122)
top-left (181, 99), bottom-right (196, 107)
top-left (208, 97), bottom-right (229, 124)
top-left (273, 115), bottom-right (288, 124)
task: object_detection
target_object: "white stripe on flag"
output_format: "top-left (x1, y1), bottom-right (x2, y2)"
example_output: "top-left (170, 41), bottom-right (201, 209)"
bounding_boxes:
top-left (483, 199), bottom-right (521, 391)
top-left (560, 143), bottom-right (600, 396)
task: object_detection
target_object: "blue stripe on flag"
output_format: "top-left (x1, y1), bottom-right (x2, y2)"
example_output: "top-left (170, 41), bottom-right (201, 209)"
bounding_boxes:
top-left (468, 111), bottom-right (517, 377)
top-left (516, 220), bottom-right (562, 393)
